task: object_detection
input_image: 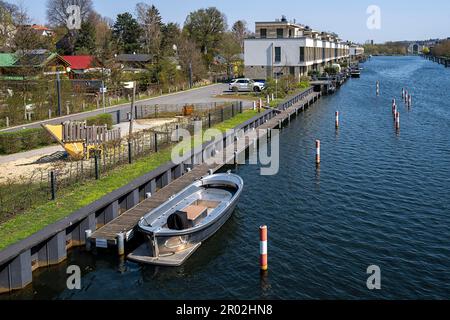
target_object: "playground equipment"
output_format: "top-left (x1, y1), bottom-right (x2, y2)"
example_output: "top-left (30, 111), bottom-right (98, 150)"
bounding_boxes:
top-left (42, 121), bottom-right (121, 160)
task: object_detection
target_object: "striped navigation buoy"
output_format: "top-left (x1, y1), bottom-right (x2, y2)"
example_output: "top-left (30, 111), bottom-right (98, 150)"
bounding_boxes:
top-left (396, 112), bottom-right (400, 130)
top-left (260, 225), bottom-right (268, 271)
top-left (335, 111), bottom-right (339, 129)
top-left (316, 140), bottom-right (321, 165)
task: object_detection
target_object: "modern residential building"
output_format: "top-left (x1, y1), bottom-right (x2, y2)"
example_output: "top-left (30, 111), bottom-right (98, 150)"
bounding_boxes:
top-left (350, 45), bottom-right (365, 59)
top-left (244, 16), bottom-right (353, 79)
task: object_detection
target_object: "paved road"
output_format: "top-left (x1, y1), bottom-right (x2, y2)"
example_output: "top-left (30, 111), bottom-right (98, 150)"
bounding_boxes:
top-left (0, 145), bottom-right (64, 164)
top-left (1, 83), bottom-right (232, 133)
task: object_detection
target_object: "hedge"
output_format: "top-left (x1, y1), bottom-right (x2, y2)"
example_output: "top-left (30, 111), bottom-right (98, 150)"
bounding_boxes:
top-left (0, 128), bottom-right (54, 155)
top-left (86, 113), bottom-right (113, 129)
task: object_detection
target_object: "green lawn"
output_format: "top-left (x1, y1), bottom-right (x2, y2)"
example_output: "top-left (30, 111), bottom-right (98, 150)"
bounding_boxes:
top-left (0, 109), bottom-right (259, 250)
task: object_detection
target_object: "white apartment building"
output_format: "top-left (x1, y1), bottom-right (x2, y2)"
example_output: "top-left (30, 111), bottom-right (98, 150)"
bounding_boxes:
top-left (244, 17), bottom-right (356, 79)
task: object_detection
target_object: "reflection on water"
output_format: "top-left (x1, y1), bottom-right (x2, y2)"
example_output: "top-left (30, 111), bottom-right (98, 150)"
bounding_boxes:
top-left (2, 56), bottom-right (450, 300)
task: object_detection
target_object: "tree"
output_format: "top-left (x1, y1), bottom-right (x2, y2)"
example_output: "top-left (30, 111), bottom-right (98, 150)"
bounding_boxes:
top-left (0, 0), bottom-right (18, 50)
top-left (218, 32), bottom-right (241, 78)
top-left (112, 12), bottom-right (142, 54)
top-left (177, 35), bottom-right (206, 82)
top-left (46, 0), bottom-right (93, 28)
top-left (231, 20), bottom-right (248, 51)
top-left (161, 22), bottom-right (181, 56)
top-left (74, 20), bottom-right (96, 54)
top-left (12, 4), bottom-right (50, 53)
top-left (136, 3), bottom-right (162, 57)
top-left (431, 40), bottom-right (450, 58)
top-left (183, 7), bottom-right (227, 65)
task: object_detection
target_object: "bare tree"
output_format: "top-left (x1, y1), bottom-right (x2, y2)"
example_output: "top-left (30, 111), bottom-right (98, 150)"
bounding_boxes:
top-left (0, 0), bottom-right (19, 50)
top-left (135, 3), bottom-right (162, 58)
top-left (231, 20), bottom-right (248, 51)
top-left (46, 0), bottom-right (93, 28)
top-left (177, 35), bottom-right (207, 82)
top-left (12, 4), bottom-right (46, 53)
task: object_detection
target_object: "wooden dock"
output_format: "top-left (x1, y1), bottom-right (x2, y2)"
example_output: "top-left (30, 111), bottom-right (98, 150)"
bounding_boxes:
top-left (89, 91), bottom-right (320, 247)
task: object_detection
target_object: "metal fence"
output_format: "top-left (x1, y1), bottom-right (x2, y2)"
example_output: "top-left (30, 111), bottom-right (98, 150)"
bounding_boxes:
top-left (0, 79), bottom-right (210, 128)
top-left (0, 102), bottom-right (243, 222)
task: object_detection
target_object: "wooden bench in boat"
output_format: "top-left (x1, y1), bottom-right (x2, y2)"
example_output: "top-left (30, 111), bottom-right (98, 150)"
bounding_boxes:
top-left (184, 205), bottom-right (208, 223)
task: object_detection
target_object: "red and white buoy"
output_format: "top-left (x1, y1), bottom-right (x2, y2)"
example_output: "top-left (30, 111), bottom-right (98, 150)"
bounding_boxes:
top-left (396, 111), bottom-right (400, 130)
top-left (260, 225), bottom-right (268, 271)
top-left (335, 111), bottom-right (339, 128)
top-left (316, 140), bottom-right (321, 165)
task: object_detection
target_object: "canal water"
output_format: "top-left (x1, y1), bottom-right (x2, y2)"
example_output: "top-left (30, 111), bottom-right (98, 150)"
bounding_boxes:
top-left (3, 56), bottom-right (450, 299)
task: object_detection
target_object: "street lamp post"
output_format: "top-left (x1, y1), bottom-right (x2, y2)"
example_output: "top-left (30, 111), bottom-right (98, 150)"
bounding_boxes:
top-left (101, 80), bottom-right (106, 113)
top-left (123, 81), bottom-right (136, 163)
top-left (56, 72), bottom-right (62, 116)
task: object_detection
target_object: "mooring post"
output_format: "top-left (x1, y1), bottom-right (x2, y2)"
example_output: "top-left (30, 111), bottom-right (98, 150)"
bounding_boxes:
top-left (260, 225), bottom-right (268, 271)
top-left (94, 154), bottom-right (99, 180)
top-left (117, 233), bottom-right (125, 256)
top-left (154, 133), bottom-right (158, 152)
top-left (50, 171), bottom-right (56, 200)
top-left (316, 140), bottom-right (321, 165)
top-left (335, 111), bottom-right (339, 129)
top-left (85, 230), bottom-right (92, 251)
top-left (396, 112), bottom-right (400, 130)
top-left (128, 141), bottom-right (132, 164)
top-left (208, 112), bottom-right (211, 128)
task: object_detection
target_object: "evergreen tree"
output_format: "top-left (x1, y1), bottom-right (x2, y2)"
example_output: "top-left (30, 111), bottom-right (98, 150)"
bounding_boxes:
top-left (74, 20), bottom-right (96, 54)
top-left (112, 12), bottom-right (142, 54)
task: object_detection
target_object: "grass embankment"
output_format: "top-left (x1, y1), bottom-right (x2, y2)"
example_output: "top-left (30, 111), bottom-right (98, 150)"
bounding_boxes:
top-left (0, 109), bottom-right (259, 250)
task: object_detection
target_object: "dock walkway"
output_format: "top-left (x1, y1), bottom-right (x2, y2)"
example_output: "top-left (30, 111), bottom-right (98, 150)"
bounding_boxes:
top-left (89, 91), bottom-right (320, 247)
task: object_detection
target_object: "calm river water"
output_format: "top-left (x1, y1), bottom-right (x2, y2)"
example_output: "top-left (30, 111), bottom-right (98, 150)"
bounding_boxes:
top-left (3, 56), bottom-right (450, 299)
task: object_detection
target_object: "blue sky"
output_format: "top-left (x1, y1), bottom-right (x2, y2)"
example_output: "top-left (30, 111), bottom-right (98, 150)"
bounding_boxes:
top-left (10, 0), bottom-right (450, 43)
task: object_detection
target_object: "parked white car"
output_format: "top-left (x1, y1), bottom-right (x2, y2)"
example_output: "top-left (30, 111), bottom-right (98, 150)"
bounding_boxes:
top-left (229, 78), bottom-right (265, 92)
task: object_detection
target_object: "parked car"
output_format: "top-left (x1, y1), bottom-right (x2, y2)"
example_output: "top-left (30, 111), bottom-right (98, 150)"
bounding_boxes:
top-left (229, 78), bottom-right (265, 92)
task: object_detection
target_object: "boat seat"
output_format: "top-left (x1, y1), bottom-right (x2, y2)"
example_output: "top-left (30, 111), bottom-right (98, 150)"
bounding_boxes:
top-left (185, 205), bottom-right (208, 221)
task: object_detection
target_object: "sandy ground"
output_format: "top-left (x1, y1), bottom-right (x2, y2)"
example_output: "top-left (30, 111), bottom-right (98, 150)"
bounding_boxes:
top-left (0, 118), bottom-right (180, 183)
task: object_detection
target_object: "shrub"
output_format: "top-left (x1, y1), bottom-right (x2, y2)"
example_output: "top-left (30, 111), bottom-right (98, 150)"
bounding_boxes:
top-left (0, 128), bottom-right (54, 155)
top-left (86, 113), bottom-right (113, 129)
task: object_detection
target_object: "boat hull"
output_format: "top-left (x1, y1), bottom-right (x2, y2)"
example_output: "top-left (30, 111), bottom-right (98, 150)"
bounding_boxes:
top-left (130, 173), bottom-right (243, 266)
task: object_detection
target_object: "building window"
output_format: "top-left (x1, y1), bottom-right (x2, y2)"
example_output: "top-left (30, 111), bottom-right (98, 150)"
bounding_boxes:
top-left (300, 47), bottom-right (305, 62)
top-left (260, 28), bottom-right (267, 38)
top-left (274, 47), bottom-right (281, 63)
top-left (277, 29), bottom-right (284, 38)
